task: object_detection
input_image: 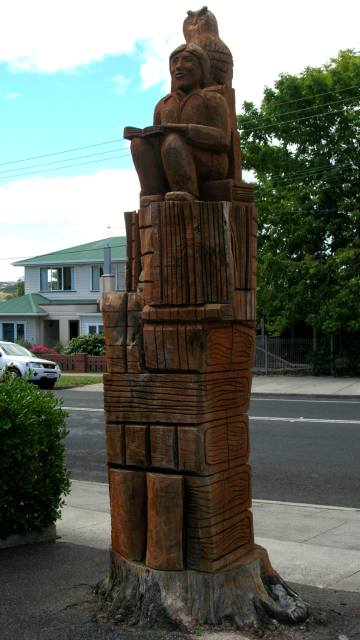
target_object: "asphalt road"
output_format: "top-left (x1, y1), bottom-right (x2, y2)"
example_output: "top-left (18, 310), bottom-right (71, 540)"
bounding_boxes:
top-left (54, 388), bottom-right (360, 508)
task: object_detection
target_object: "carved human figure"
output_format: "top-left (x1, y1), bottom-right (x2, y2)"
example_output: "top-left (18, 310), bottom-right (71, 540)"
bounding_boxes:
top-left (100, 5), bottom-right (310, 629)
top-left (125, 43), bottom-right (230, 206)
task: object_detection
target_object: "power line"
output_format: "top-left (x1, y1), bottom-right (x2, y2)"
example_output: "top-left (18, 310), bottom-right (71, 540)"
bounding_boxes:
top-left (0, 82), bottom-right (358, 170)
top-left (0, 138), bottom-right (126, 167)
top-left (252, 160), bottom-right (355, 184)
top-left (0, 153), bottom-right (131, 181)
top-left (250, 81), bottom-right (360, 109)
top-left (0, 146), bottom-right (130, 176)
top-left (240, 104), bottom-right (359, 133)
top-left (239, 92), bottom-right (360, 128)
top-left (1, 167), bottom-right (356, 265)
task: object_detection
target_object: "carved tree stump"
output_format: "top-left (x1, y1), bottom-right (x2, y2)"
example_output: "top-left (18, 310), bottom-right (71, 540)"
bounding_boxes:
top-left (99, 9), bottom-right (308, 631)
top-left (97, 547), bottom-right (307, 631)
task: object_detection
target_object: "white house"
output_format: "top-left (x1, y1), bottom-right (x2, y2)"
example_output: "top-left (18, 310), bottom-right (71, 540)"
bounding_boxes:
top-left (0, 237), bottom-right (127, 347)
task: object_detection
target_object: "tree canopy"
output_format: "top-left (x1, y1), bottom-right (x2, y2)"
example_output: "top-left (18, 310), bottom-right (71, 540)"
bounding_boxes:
top-left (237, 50), bottom-right (360, 336)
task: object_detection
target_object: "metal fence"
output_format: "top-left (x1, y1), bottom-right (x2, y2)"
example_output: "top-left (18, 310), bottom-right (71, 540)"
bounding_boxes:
top-left (253, 336), bottom-right (360, 375)
top-left (254, 336), bottom-right (313, 374)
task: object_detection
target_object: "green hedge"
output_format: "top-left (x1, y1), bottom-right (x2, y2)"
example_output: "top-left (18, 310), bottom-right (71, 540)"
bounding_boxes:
top-left (0, 376), bottom-right (70, 539)
top-left (64, 332), bottom-right (105, 355)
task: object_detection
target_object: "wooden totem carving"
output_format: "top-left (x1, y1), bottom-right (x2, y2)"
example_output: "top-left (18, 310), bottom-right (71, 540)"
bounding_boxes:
top-left (100, 7), bottom-right (307, 629)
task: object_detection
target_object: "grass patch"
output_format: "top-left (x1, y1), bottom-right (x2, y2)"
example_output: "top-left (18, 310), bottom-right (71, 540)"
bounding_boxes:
top-left (56, 374), bottom-right (103, 388)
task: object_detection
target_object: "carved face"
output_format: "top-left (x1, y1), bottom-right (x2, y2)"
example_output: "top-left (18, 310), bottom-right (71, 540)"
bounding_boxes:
top-left (170, 51), bottom-right (202, 92)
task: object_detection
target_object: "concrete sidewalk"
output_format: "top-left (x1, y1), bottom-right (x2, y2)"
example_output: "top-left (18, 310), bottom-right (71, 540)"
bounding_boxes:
top-left (251, 375), bottom-right (360, 397)
top-left (58, 479), bottom-right (360, 594)
top-left (67, 375), bottom-right (360, 397)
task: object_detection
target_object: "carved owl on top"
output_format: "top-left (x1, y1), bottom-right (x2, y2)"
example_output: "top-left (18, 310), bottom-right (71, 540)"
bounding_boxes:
top-left (183, 6), bottom-right (233, 87)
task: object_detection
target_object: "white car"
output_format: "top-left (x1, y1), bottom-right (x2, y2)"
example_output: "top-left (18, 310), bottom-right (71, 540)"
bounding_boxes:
top-left (0, 341), bottom-right (61, 389)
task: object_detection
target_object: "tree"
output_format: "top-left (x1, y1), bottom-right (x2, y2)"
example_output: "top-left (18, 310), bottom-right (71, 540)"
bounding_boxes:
top-left (237, 50), bottom-right (360, 336)
top-left (1, 278), bottom-right (24, 299)
top-left (16, 278), bottom-right (24, 297)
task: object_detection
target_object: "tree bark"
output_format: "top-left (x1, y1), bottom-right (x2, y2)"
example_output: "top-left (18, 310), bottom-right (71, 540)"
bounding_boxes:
top-left (96, 546), bottom-right (308, 632)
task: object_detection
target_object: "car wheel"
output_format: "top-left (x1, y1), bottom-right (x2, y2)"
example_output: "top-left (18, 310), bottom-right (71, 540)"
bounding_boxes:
top-left (39, 379), bottom-right (56, 389)
top-left (7, 367), bottom-right (21, 378)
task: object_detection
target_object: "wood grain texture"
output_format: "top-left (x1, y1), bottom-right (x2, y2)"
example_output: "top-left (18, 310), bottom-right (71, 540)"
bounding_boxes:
top-left (108, 468), bottom-right (146, 561)
top-left (126, 292), bottom-right (144, 373)
top-left (186, 466), bottom-right (251, 523)
top-left (187, 510), bottom-right (253, 572)
top-left (105, 423), bottom-right (125, 465)
top-left (146, 473), bottom-right (184, 570)
top-left (185, 467), bottom-right (253, 571)
top-left (231, 203), bottom-right (257, 291)
top-left (100, 0), bottom-right (263, 589)
top-left (102, 291), bottom-right (127, 324)
top-left (125, 424), bottom-right (148, 467)
top-left (106, 413), bottom-right (249, 474)
top-left (125, 211), bottom-right (141, 292)
top-left (142, 303), bottom-right (234, 323)
top-left (148, 201), bottom-right (233, 306)
top-left (232, 290), bottom-right (256, 322)
top-left (177, 414), bottom-right (249, 474)
top-left (150, 425), bottom-right (177, 469)
top-left (103, 192), bottom-right (258, 573)
top-left (104, 370), bottom-right (252, 424)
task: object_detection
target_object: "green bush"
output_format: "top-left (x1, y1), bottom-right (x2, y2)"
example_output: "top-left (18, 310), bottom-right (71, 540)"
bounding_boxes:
top-left (65, 332), bottom-right (105, 355)
top-left (0, 376), bottom-right (70, 539)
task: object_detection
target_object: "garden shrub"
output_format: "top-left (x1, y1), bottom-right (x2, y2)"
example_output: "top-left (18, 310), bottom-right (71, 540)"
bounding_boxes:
top-left (65, 332), bottom-right (105, 355)
top-left (30, 344), bottom-right (57, 356)
top-left (0, 375), bottom-right (70, 539)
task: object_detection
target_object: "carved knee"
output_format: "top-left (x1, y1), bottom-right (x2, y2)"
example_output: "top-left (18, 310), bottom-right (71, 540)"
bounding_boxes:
top-left (130, 136), bottom-right (148, 163)
top-left (161, 132), bottom-right (184, 161)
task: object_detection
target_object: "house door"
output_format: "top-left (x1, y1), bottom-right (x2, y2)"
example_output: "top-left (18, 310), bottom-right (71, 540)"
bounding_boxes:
top-left (43, 320), bottom-right (60, 347)
top-left (69, 320), bottom-right (79, 340)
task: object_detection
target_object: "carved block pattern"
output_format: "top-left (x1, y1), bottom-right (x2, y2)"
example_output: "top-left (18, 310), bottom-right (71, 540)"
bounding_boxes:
top-left (105, 414), bottom-right (249, 476)
top-left (186, 467), bottom-right (253, 571)
top-left (231, 203), bottom-right (257, 292)
top-left (142, 200), bottom-right (233, 306)
top-left (150, 425), bottom-right (177, 468)
top-left (125, 425), bottom-right (148, 466)
top-left (106, 423), bottom-right (124, 465)
top-left (109, 468), bottom-right (146, 561)
top-left (104, 371), bottom-right (252, 424)
top-left (103, 196), bottom-right (257, 573)
top-left (146, 473), bottom-right (184, 570)
top-left (125, 211), bottom-right (141, 292)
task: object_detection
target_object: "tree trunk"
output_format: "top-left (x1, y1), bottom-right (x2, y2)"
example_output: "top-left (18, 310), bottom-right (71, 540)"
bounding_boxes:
top-left (96, 546), bottom-right (308, 632)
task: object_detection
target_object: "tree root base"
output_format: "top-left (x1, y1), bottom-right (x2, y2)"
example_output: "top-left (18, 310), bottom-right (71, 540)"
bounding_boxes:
top-left (96, 545), bottom-right (309, 632)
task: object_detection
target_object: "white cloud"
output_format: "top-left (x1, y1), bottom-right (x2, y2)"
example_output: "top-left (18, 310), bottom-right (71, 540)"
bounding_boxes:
top-left (0, 169), bottom-right (140, 280)
top-left (1, 0), bottom-right (359, 285)
top-left (111, 73), bottom-right (131, 95)
top-left (4, 92), bottom-right (22, 100)
top-left (0, 1), bottom-right (358, 105)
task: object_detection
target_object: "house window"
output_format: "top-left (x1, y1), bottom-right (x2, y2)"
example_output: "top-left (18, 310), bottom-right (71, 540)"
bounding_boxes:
top-left (87, 323), bottom-right (104, 335)
top-left (91, 265), bottom-right (103, 291)
top-left (1, 322), bottom-right (25, 342)
top-left (91, 262), bottom-right (126, 291)
top-left (40, 267), bottom-right (74, 291)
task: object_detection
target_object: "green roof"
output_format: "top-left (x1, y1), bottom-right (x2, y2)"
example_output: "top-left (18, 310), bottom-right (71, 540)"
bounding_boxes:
top-left (13, 237), bottom-right (127, 267)
top-left (41, 299), bottom-right (98, 305)
top-left (0, 293), bottom-right (49, 316)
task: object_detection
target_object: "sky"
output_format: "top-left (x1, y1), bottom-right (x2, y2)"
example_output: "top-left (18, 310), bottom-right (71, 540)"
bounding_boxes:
top-left (0, 0), bottom-right (359, 282)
